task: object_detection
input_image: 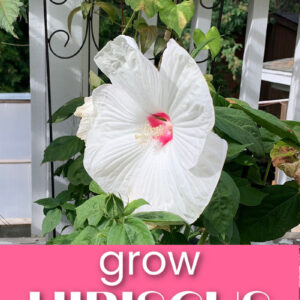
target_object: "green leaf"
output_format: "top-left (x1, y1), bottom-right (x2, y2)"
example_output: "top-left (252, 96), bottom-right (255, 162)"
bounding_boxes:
top-left (68, 183), bottom-right (88, 200)
top-left (151, 228), bottom-right (164, 243)
top-left (133, 211), bottom-right (185, 225)
top-left (233, 153), bottom-right (256, 166)
top-left (161, 231), bottom-right (188, 244)
top-left (137, 24), bottom-right (159, 54)
top-left (238, 182), bottom-right (300, 242)
top-left (125, 0), bottom-right (156, 18)
top-left (204, 74), bottom-right (216, 94)
top-left (107, 217), bottom-right (155, 245)
top-left (205, 26), bottom-right (222, 59)
top-left (55, 190), bottom-right (72, 205)
top-left (191, 36), bottom-right (217, 59)
top-left (35, 191), bottom-right (71, 208)
top-left (50, 97), bottom-right (84, 123)
top-left (233, 177), bottom-right (267, 206)
top-left (61, 203), bottom-right (76, 211)
top-left (54, 164), bottom-right (65, 177)
top-left (192, 27), bottom-right (221, 59)
top-left (74, 194), bottom-right (106, 229)
top-left (157, 0), bottom-right (194, 37)
top-left (124, 199), bottom-right (149, 216)
top-left (35, 198), bottom-right (60, 209)
top-left (271, 140), bottom-right (300, 159)
top-left (94, 219), bottom-right (113, 245)
top-left (71, 226), bottom-right (98, 245)
top-left (89, 71), bottom-right (104, 91)
top-left (81, 2), bottom-right (92, 19)
top-left (42, 136), bottom-right (84, 163)
top-left (0, 0), bottom-right (23, 38)
top-left (203, 171), bottom-right (240, 234)
top-left (154, 36), bottom-right (167, 56)
top-left (66, 210), bottom-right (76, 225)
top-left (93, 230), bottom-right (109, 245)
top-left (67, 155), bottom-right (92, 186)
top-left (54, 159), bottom-right (74, 178)
top-left (89, 180), bottom-right (105, 195)
top-left (229, 221), bottom-right (240, 245)
top-left (209, 221), bottom-right (240, 245)
top-left (259, 127), bottom-right (280, 153)
top-left (193, 28), bottom-right (206, 47)
top-left (247, 164), bottom-right (264, 186)
top-left (215, 107), bottom-right (265, 157)
top-left (94, 2), bottom-right (118, 22)
top-left (105, 194), bottom-right (124, 218)
top-left (226, 143), bottom-right (252, 161)
top-left (47, 232), bottom-right (79, 245)
top-left (228, 98), bottom-right (299, 145)
top-left (285, 121), bottom-right (300, 142)
top-left (67, 6), bottom-right (81, 35)
top-left (42, 208), bottom-right (62, 236)
top-left (211, 90), bottom-right (229, 107)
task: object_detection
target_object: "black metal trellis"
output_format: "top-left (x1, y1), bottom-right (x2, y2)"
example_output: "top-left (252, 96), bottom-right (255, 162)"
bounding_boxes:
top-left (43, 0), bottom-right (100, 237)
top-left (42, 0), bottom-right (225, 237)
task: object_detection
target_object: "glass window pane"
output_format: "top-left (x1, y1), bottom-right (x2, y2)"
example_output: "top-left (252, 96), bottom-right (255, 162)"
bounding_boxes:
top-left (0, 103), bottom-right (31, 160)
top-left (0, 164), bottom-right (31, 218)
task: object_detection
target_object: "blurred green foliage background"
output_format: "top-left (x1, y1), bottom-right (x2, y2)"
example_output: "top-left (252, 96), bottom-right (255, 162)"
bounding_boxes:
top-left (0, 0), bottom-right (29, 92)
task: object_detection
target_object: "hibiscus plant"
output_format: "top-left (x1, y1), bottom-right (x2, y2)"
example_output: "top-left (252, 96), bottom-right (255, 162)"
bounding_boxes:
top-left (36, 0), bottom-right (300, 245)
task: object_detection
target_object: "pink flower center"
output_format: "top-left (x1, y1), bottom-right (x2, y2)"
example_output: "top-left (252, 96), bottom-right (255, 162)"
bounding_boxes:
top-left (147, 112), bottom-right (173, 146)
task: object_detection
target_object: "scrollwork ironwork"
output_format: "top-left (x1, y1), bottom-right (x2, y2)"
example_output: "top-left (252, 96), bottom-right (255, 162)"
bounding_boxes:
top-left (49, 0), bottom-right (68, 5)
top-left (47, 1), bottom-right (99, 59)
top-left (43, 0), bottom-right (100, 227)
top-left (199, 0), bottom-right (221, 10)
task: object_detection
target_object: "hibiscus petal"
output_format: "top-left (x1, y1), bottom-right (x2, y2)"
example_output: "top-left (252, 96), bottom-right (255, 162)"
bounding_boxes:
top-left (88, 83), bottom-right (148, 141)
top-left (84, 84), bottom-right (150, 195)
top-left (159, 39), bottom-right (215, 169)
top-left (74, 96), bottom-right (95, 141)
top-left (84, 133), bottom-right (151, 198)
top-left (160, 39), bottom-right (214, 127)
top-left (94, 35), bottom-right (161, 113)
top-left (86, 95), bottom-right (227, 224)
top-left (128, 132), bottom-right (227, 224)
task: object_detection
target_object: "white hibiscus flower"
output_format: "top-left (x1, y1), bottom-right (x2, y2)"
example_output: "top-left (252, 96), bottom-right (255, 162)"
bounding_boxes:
top-left (74, 96), bottom-right (96, 141)
top-left (80, 35), bottom-right (227, 224)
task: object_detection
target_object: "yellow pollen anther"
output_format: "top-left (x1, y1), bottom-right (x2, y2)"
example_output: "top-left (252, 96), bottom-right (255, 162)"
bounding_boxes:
top-left (135, 124), bottom-right (165, 145)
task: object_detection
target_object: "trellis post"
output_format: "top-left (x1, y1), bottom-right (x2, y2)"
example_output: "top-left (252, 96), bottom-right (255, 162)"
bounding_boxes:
top-left (29, 0), bottom-right (49, 236)
top-left (239, 0), bottom-right (270, 108)
top-left (286, 16), bottom-right (300, 121)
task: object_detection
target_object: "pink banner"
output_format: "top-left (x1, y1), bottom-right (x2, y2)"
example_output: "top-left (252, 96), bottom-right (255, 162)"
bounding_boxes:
top-left (0, 245), bottom-right (298, 299)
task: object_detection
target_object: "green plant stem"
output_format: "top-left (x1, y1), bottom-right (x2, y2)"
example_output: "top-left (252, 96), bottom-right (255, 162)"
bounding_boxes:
top-left (122, 10), bottom-right (137, 35)
top-left (188, 231), bottom-right (200, 241)
top-left (164, 29), bottom-right (172, 42)
top-left (134, 11), bottom-right (141, 42)
top-left (197, 230), bottom-right (209, 245)
top-left (120, 0), bottom-right (125, 32)
top-left (183, 225), bottom-right (190, 237)
top-left (263, 158), bottom-right (272, 185)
